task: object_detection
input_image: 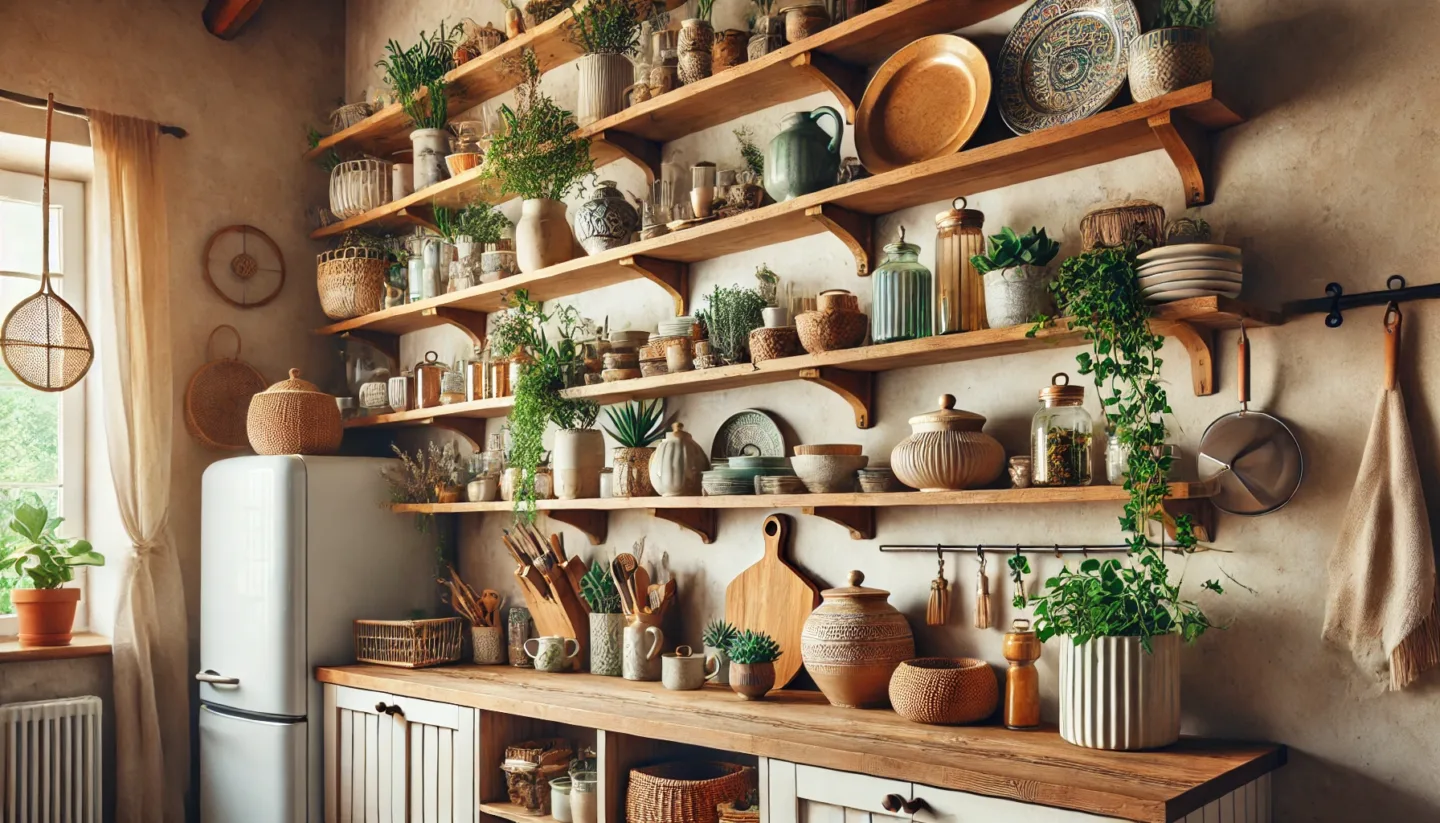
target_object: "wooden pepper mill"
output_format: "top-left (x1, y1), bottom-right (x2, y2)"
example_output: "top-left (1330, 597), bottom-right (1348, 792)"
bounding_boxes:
top-left (1003, 618), bottom-right (1041, 729)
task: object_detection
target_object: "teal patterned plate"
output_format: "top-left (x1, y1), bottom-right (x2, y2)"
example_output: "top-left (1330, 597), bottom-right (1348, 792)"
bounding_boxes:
top-left (997, 0), bottom-right (1140, 135)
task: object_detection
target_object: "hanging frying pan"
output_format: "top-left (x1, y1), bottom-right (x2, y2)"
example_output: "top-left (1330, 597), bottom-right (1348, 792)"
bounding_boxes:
top-left (1198, 325), bottom-right (1304, 515)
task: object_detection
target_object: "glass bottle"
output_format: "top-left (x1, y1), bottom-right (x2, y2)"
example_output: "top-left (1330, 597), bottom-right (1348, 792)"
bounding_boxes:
top-left (870, 226), bottom-right (933, 344)
top-left (933, 197), bottom-right (985, 333)
top-left (1031, 372), bottom-right (1093, 486)
top-left (1003, 618), bottom-right (1041, 729)
top-left (439, 358), bottom-right (467, 405)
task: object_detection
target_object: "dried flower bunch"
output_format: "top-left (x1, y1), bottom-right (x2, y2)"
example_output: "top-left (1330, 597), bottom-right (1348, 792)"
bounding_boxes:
top-left (382, 442), bottom-right (462, 504)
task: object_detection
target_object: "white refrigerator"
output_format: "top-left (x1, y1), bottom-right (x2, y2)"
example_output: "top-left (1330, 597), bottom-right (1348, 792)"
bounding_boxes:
top-left (197, 456), bottom-right (438, 822)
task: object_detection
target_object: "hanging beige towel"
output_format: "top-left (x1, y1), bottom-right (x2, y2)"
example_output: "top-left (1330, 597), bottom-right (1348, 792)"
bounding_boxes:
top-left (1323, 307), bottom-right (1440, 690)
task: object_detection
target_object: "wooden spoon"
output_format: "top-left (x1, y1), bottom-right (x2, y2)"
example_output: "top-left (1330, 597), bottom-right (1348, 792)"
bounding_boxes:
top-left (614, 553), bottom-right (641, 612)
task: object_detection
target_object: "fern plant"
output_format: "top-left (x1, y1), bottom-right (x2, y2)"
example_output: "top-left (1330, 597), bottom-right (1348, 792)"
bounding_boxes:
top-left (485, 49), bottom-right (594, 201)
top-left (602, 400), bottom-right (667, 448)
top-left (580, 562), bottom-right (622, 613)
top-left (734, 126), bottom-right (764, 179)
top-left (727, 630), bottom-right (781, 664)
top-left (702, 620), bottom-right (739, 650)
top-left (376, 22), bottom-right (463, 130)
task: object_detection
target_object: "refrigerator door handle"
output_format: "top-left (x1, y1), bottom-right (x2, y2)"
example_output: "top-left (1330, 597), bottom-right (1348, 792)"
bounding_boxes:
top-left (195, 669), bottom-right (241, 686)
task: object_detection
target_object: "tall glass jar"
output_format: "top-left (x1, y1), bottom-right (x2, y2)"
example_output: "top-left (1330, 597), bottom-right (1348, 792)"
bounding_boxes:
top-left (870, 226), bottom-right (933, 344)
top-left (933, 197), bottom-right (986, 333)
top-left (1031, 372), bottom-right (1093, 486)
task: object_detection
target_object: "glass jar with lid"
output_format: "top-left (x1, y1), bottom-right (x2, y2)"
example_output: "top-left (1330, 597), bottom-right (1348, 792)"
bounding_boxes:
top-left (1031, 372), bottom-right (1093, 486)
top-left (870, 226), bottom-right (933, 344)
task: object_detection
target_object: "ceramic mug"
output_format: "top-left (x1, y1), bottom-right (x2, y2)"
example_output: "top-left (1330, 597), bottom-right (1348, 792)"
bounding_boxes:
top-left (524, 636), bottom-right (581, 673)
top-left (622, 620), bottom-right (665, 681)
top-left (661, 645), bottom-right (720, 690)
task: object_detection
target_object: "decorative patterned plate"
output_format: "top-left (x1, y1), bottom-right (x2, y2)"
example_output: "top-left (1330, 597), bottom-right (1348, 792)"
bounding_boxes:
top-left (712, 409), bottom-right (786, 459)
top-left (855, 35), bottom-right (991, 174)
top-left (997, 0), bottom-right (1141, 135)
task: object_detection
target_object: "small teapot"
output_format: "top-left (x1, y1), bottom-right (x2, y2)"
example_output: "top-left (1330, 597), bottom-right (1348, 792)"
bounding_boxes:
top-left (764, 106), bottom-right (843, 201)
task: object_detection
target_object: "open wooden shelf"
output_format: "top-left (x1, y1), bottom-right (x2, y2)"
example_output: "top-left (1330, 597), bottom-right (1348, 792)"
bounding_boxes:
top-left (315, 166), bottom-right (509, 239)
top-left (478, 802), bottom-right (558, 823)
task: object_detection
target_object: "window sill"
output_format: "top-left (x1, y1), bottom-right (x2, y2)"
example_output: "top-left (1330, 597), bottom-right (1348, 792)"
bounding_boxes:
top-left (0, 632), bottom-right (111, 663)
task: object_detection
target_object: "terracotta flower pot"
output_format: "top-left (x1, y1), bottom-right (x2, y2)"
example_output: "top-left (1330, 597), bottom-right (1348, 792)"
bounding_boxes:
top-left (729, 661), bottom-right (776, 700)
top-left (12, 587), bottom-right (81, 647)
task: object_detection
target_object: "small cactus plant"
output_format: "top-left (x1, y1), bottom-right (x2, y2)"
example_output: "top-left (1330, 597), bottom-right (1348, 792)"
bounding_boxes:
top-left (702, 619), bottom-right (739, 650)
top-left (580, 562), bottom-right (622, 614)
top-left (726, 629), bottom-right (781, 664)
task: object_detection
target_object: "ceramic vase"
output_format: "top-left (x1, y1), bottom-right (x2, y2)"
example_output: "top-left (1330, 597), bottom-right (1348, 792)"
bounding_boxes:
top-left (472, 625), bottom-right (506, 665)
top-left (612, 447), bottom-right (656, 497)
top-left (1128, 27), bottom-right (1212, 102)
top-left (705, 644), bottom-right (732, 685)
top-left (677, 19), bottom-right (714, 85)
top-left (574, 179), bottom-right (641, 255)
top-left (982, 264), bottom-right (1056, 328)
top-left (622, 617), bottom-right (664, 681)
top-left (410, 128), bottom-right (450, 190)
top-left (763, 106), bottom-right (842, 201)
top-left (748, 15), bottom-right (785, 60)
top-left (577, 53), bottom-right (632, 127)
top-left (589, 613), bottom-right (624, 676)
top-left (1059, 633), bottom-right (1181, 750)
top-left (553, 428), bottom-right (605, 500)
top-left (729, 661), bottom-right (775, 700)
top-left (516, 197), bottom-right (577, 273)
top-left (800, 570), bottom-right (915, 708)
top-left (889, 395), bottom-right (1005, 491)
top-left (11, 588), bottom-right (80, 646)
top-left (649, 423), bottom-right (710, 496)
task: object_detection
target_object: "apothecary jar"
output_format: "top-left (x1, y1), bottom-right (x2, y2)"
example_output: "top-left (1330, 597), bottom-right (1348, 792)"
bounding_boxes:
top-left (1031, 373), bottom-right (1093, 486)
top-left (870, 226), bottom-right (933, 344)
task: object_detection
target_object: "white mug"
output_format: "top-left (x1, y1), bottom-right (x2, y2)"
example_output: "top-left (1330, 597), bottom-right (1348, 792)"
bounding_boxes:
top-left (661, 645), bottom-right (720, 690)
top-left (524, 636), bottom-right (581, 672)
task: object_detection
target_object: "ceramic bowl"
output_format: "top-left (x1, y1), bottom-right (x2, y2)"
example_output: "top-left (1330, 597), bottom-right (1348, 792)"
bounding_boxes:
top-left (728, 456), bottom-right (791, 470)
top-left (858, 467), bottom-right (905, 493)
top-left (756, 475), bottom-right (808, 495)
top-left (601, 368), bottom-right (642, 382)
top-left (791, 454), bottom-right (868, 493)
top-left (608, 330), bottom-right (651, 350)
top-left (794, 444), bottom-right (862, 456)
top-left (445, 152), bottom-right (483, 176)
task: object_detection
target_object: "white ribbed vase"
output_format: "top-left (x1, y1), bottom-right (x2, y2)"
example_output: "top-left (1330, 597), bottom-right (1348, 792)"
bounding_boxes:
top-left (576, 53), bottom-right (632, 127)
top-left (1059, 633), bottom-right (1181, 751)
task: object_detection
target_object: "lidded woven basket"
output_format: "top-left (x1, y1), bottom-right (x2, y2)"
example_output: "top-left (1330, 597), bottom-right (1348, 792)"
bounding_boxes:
top-left (246, 368), bottom-right (343, 455)
top-left (317, 246), bottom-right (388, 320)
top-left (626, 761), bottom-right (753, 823)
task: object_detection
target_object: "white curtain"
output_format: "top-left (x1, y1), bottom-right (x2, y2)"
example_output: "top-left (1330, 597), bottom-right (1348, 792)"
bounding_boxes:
top-left (90, 111), bottom-right (187, 823)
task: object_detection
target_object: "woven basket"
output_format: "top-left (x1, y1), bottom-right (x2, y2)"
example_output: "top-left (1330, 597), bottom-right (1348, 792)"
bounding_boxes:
top-left (503, 739), bottom-right (574, 814)
top-left (748, 327), bottom-right (800, 364)
top-left (185, 325), bottom-right (267, 450)
top-left (354, 617), bottom-right (464, 668)
top-left (796, 309), bottom-right (868, 354)
top-left (1080, 200), bottom-right (1165, 251)
top-left (639, 334), bottom-right (696, 361)
top-left (887, 657), bottom-right (998, 725)
top-left (626, 762), bottom-right (754, 823)
top-left (317, 247), bottom-right (388, 320)
top-left (329, 158), bottom-right (392, 219)
top-left (246, 368), bottom-right (343, 456)
top-left (330, 102), bottom-right (373, 133)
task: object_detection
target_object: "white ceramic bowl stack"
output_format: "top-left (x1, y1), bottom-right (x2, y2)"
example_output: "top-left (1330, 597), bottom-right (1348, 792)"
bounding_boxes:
top-left (657, 315), bottom-right (697, 337)
top-left (1136, 244), bottom-right (1243, 303)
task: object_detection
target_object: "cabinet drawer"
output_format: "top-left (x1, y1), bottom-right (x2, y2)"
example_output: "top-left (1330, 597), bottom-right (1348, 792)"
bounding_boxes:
top-left (794, 764), bottom-right (911, 816)
top-left (912, 783), bottom-right (1124, 823)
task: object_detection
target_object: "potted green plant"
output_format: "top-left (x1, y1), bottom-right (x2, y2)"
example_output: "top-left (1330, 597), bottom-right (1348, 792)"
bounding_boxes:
top-left (725, 629), bottom-right (781, 700)
top-left (702, 619), bottom-right (739, 685)
top-left (435, 203), bottom-right (514, 289)
top-left (730, 127), bottom-right (766, 209)
top-left (1128, 0), bottom-right (1215, 102)
top-left (485, 49), bottom-right (595, 273)
top-left (970, 226), bottom-right (1061, 328)
top-left (696, 282), bottom-right (767, 364)
top-left (1, 498), bottom-right (104, 647)
top-left (581, 562), bottom-right (625, 676)
top-left (602, 399), bottom-right (668, 498)
top-left (1026, 245), bottom-right (1221, 751)
top-left (678, 0), bottom-right (715, 84)
top-left (570, 0), bottom-right (648, 126)
top-left (376, 22), bottom-right (463, 190)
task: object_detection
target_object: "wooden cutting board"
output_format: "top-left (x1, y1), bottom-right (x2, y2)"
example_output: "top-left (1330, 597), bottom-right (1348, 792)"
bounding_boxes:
top-left (725, 514), bottom-right (821, 688)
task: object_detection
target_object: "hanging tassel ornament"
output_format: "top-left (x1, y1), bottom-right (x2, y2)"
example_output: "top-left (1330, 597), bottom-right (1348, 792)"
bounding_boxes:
top-left (974, 549), bottom-right (992, 629)
top-left (926, 546), bottom-right (950, 626)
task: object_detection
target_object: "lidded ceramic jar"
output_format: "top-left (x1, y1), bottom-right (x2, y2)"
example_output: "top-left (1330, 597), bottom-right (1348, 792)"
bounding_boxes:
top-left (800, 570), bottom-right (915, 708)
top-left (870, 226), bottom-right (933, 344)
top-left (246, 368), bottom-right (343, 456)
top-left (1031, 373), bottom-right (1094, 487)
top-left (648, 423), bottom-right (710, 496)
top-left (574, 178), bottom-right (640, 255)
top-left (890, 394), bottom-right (1005, 491)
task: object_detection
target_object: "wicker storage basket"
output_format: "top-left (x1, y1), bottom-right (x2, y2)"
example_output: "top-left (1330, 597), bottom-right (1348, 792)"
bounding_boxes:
top-left (317, 247), bottom-right (389, 320)
top-left (503, 739), bottom-right (574, 814)
top-left (329, 158), bottom-right (393, 219)
top-left (888, 657), bottom-right (998, 725)
top-left (627, 762), bottom-right (754, 823)
top-left (246, 368), bottom-right (343, 456)
top-left (796, 309), bottom-right (868, 354)
top-left (748, 327), bottom-right (800, 364)
top-left (1079, 200), bottom-right (1165, 251)
top-left (353, 617), bottom-right (464, 668)
top-left (185, 325), bottom-right (268, 450)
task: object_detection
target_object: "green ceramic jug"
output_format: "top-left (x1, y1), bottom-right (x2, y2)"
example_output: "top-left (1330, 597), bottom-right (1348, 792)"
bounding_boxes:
top-left (763, 106), bottom-right (842, 201)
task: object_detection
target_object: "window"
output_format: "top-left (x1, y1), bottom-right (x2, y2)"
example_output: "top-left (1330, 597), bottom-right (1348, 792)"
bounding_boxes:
top-left (0, 169), bottom-right (86, 631)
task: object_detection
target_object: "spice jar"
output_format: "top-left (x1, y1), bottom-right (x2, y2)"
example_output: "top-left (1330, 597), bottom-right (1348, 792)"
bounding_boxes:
top-left (1003, 618), bottom-right (1041, 729)
top-left (870, 226), bottom-right (933, 344)
top-left (467, 347), bottom-right (488, 402)
top-left (934, 197), bottom-right (986, 333)
top-left (1031, 373), bottom-right (1093, 486)
top-left (440, 358), bottom-right (467, 405)
top-left (509, 607), bottom-right (533, 668)
top-left (413, 351), bottom-right (447, 409)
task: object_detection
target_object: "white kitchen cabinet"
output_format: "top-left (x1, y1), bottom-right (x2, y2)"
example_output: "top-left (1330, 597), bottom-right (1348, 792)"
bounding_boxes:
top-left (324, 684), bottom-right (479, 823)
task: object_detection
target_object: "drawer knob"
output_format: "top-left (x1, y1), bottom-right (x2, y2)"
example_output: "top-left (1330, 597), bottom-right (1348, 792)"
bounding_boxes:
top-left (882, 794), bottom-right (905, 813)
top-left (374, 702), bottom-right (405, 717)
top-left (902, 798), bottom-right (929, 815)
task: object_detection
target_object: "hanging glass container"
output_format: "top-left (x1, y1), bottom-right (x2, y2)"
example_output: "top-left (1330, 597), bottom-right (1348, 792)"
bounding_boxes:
top-left (934, 197), bottom-right (986, 333)
top-left (1031, 373), bottom-right (1094, 486)
top-left (870, 226), bottom-right (933, 344)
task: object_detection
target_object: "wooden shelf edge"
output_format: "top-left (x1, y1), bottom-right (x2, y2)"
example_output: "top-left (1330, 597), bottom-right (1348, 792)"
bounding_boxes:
top-left (0, 632), bottom-right (112, 664)
top-left (479, 802), bottom-right (561, 823)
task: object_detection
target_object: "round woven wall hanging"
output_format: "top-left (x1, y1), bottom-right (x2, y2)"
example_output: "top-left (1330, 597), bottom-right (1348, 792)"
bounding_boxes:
top-left (185, 325), bottom-right (267, 450)
top-left (203, 224), bottom-right (286, 308)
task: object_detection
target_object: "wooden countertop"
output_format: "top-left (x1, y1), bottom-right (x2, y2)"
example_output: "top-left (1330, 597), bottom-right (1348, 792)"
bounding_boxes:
top-left (317, 664), bottom-right (1285, 823)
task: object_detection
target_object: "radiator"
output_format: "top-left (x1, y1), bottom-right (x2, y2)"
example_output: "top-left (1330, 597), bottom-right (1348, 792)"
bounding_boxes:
top-left (0, 695), bottom-right (103, 823)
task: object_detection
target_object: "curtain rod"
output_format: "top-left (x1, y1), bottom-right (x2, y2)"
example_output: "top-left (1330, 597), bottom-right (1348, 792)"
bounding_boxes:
top-left (0, 88), bottom-right (189, 139)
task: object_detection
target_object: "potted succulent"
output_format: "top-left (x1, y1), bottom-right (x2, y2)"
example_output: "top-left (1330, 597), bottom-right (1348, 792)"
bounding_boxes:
top-left (695, 282), bottom-right (767, 364)
top-left (678, 0), bottom-right (715, 84)
top-left (970, 226), bottom-right (1061, 328)
top-left (702, 619), bottom-right (739, 685)
top-left (377, 22), bottom-right (463, 190)
top-left (485, 49), bottom-right (595, 273)
top-left (726, 629), bottom-right (781, 700)
top-left (570, 0), bottom-right (649, 126)
top-left (1128, 0), bottom-right (1215, 102)
top-left (581, 562), bottom-right (625, 676)
top-left (602, 399), bottom-right (668, 498)
top-left (1, 498), bottom-right (104, 647)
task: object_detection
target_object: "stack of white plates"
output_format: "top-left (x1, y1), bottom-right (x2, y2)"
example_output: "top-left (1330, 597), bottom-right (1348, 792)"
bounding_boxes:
top-left (657, 315), bottom-right (696, 337)
top-left (1136, 244), bottom-right (1243, 303)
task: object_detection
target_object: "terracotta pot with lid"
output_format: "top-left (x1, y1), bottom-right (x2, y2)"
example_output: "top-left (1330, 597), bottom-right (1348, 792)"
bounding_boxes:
top-left (800, 570), bottom-right (915, 708)
top-left (246, 368), bottom-right (343, 456)
top-left (890, 394), bottom-right (1005, 491)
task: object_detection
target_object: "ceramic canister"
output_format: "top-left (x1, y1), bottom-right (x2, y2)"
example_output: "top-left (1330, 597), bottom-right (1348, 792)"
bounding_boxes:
top-left (800, 570), bottom-right (915, 708)
top-left (472, 625), bottom-right (506, 665)
top-left (574, 178), bottom-right (641, 255)
top-left (590, 612), bottom-right (624, 676)
top-left (890, 394), bottom-right (1006, 491)
top-left (661, 645), bottom-right (720, 690)
top-left (649, 423), bottom-right (710, 496)
top-left (870, 226), bottom-right (934, 344)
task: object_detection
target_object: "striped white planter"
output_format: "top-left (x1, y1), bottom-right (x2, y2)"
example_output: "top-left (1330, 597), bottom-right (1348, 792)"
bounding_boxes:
top-left (1058, 633), bottom-right (1181, 750)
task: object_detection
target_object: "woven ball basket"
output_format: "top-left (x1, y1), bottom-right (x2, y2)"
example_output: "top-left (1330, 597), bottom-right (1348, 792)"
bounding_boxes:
top-left (796, 309), bottom-right (868, 354)
top-left (246, 368), bottom-right (343, 456)
top-left (888, 657), bottom-right (998, 726)
top-left (1079, 200), bottom-right (1166, 251)
top-left (626, 762), bottom-right (754, 823)
top-left (317, 246), bottom-right (389, 320)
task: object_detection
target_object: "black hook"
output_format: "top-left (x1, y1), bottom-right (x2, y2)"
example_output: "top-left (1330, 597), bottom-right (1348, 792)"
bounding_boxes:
top-left (1325, 282), bottom-right (1345, 328)
top-left (1054, 543), bottom-right (1062, 559)
top-left (1388, 274), bottom-right (1407, 291)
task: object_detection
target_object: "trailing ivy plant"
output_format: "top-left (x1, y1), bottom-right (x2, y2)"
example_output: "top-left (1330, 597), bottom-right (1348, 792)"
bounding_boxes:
top-left (376, 22), bottom-right (463, 130)
top-left (485, 49), bottom-right (594, 201)
top-left (570, 0), bottom-right (649, 55)
top-left (1024, 246), bottom-right (1221, 649)
top-left (695, 283), bottom-right (767, 364)
top-left (1154, 0), bottom-right (1215, 29)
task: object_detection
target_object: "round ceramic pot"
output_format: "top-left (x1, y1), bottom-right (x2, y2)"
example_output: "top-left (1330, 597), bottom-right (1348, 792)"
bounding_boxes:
top-left (888, 658), bottom-right (998, 725)
top-left (800, 570), bottom-right (915, 708)
top-left (612, 447), bottom-right (656, 497)
top-left (1128, 27), bottom-right (1213, 103)
top-left (574, 179), bottom-right (641, 255)
top-left (472, 625), bottom-right (506, 665)
top-left (553, 428), bottom-right (605, 500)
top-left (763, 106), bottom-right (842, 201)
top-left (12, 587), bottom-right (81, 646)
top-left (729, 661), bottom-right (776, 700)
top-left (890, 394), bottom-right (1005, 491)
top-left (705, 644), bottom-right (732, 685)
top-left (589, 612), bottom-right (624, 677)
top-left (516, 197), bottom-right (576, 273)
top-left (1059, 633), bottom-right (1181, 750)
top-left (982, 264), bottom-right (1056, 328)
top-left (577, 53), bottom-right (633, 127)
top-left (410, 128), bottom-right (450, 190)
top-left (466, 475), bottom-right (500, 502)
top-left (649, 423), bottom-right (710, 497)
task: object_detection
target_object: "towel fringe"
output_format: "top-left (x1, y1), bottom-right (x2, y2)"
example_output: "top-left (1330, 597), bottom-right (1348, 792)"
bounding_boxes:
top-left (1390, 582), bottom-right (1440, 690)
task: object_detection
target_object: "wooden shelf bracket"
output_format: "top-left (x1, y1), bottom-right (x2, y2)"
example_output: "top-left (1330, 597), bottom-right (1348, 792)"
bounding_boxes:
top-left (805, 205), bottom-right (875, 277)
top-left (1148, 110), bottom-right (1214, 207)
top-left (547, 510), bottom-right (609, 546)
top-left (592, 131), bottom-right (662, 182)
top-left (396, 206), bottom-right (439, 233)
top-left (648, 508), bottom-right (716, 543)
top-left (798, 367), bottom-right (875, 428)
top-left (803, 505), bottom-right (875, 540)
top-left (790, 52), bottom-right (867, 123)
top-left (1154, 320), bottom-right (1216, 396)
top-left (423, 307), bottom-right (488, 348)
top-left (621, 256), bottom-right (690, 316)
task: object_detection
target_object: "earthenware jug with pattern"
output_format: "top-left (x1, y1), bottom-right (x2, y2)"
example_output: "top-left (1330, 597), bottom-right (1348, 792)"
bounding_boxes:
top-left (589, 612), bottom-right (624, 676)
top-left (801, 570), bottom-right (915, 708)
top-left (763, 106), bottom-right (843, 201)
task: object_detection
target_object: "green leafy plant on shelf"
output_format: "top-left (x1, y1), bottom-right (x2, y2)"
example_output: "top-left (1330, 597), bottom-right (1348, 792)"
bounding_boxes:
top-left (1154, 0), bottom-right (1215, 29)
top-left (1024, 246), bottom-right (1221, 650)
top-left (434, 202), bottom-right (513, 245)
top-left (602, 399), bottom-right (668, 448)
top-left (734, 126), bottom-right (763, 179)
top-left (969, 226), bottom-right (1061, 275)
top-left (696, 283), bottom-right (767, 364)
top-left (726, 629), bottom-right (781, 664)
top-left (702, 619), bottom-right (739, 650)
top-left (0, 497), bottom-right (103, 591)
top-left (570, 0), bottom-right (650, 55)
top-left (694, 0), bottom-right (716, 23)
top-left (580, 562), bottom-right (623, 613)
top-left (485, 49), bottom-right (594, 201)
top-left (376, 21), bottom-right (463, 131)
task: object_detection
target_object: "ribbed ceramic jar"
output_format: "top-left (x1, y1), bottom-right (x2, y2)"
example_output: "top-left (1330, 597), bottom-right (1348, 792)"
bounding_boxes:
top-left (649, 423), bottom-right (710, 496)
top-left (1059, 633), bottom-right (1181, 750)
top-left (577, 53), bottom-right (632, 127)
top-left (870, 228), bottom-right (933, 344)
top-left (890, 395), bottom-right (1005, 491)
top-left (801, 570), bottom-right (915, 708)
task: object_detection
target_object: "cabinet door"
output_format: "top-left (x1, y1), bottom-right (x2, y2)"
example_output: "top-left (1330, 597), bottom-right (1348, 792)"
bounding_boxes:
top-left (389, 693), bottom-right (478, 823)
top-left (325, 684), bottom-right (406, 823)
top-left (768, 761), bottom-right (911, 823)
top-left (912, 784), bottom-right (1125, 823)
